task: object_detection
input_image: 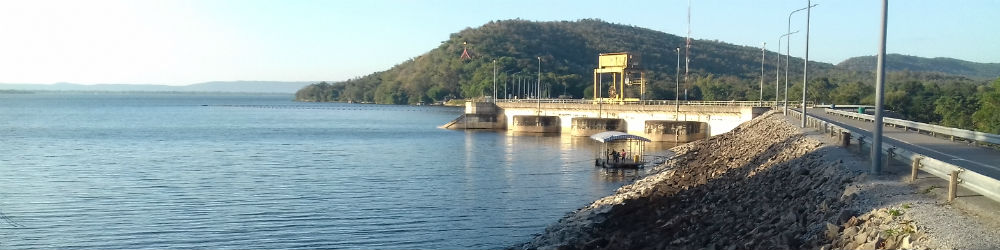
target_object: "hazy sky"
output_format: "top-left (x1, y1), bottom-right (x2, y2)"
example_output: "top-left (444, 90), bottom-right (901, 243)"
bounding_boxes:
top-left (1, 0), bottom-right (996, 85)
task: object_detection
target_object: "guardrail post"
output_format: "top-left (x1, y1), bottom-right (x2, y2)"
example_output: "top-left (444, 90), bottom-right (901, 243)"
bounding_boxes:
top-left (840, 131), bottom-right (851, 147)
top-left (910, 158), bottom-right (920, 183)
top-left (948, 171), bottom-right (959, 202)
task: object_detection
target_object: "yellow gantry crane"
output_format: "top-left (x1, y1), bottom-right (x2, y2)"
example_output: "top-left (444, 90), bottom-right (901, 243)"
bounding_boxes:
top-left (593, 52), bottom-right (645, 103)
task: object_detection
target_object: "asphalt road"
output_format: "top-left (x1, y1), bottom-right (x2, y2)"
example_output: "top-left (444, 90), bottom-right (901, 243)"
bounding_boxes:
top-left (803, 108), bottom-right (1000, 179)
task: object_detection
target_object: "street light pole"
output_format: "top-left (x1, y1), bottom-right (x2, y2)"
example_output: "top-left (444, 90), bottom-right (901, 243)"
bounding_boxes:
top-left (777, 31), bottom-right (798, 108)
top-left (760, 42), bottom-right (766, 103)
top-left (515, 74), bottom-right (521, 99)
top-left (492, 59), bottom-right (497, 102)
top-left (776, 37), bottom-right (781, 108)
top-left (675, 47), bottom-right (681, 120)
top-left (872, 0), bottom-right (888, 174)
top-left (802, 0), bottom-right (814, 128)
top-left (785, 4), bottom-right (814, 115)
top-left (598, 73), bottom-right (603, 118)
top-left (502, 69), bottom-right (515, 99)
top-left (537, 56), bottom-right (541, 112)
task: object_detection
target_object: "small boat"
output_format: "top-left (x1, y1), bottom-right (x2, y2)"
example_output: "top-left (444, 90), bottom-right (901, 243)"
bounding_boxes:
top-left (590, 131), bottom-right (651, 169)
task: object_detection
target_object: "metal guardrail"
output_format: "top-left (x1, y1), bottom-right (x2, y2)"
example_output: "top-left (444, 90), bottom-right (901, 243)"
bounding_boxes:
top-left (824, 108), bottom-right (1000, 146)
top-left (788, 109), bottom-right (1000, 203)
top-left (491, 98), bottom-right (813, 107)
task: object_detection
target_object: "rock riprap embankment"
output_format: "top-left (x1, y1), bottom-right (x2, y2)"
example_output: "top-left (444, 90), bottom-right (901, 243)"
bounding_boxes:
top-left (517, 112), bottom-right (936, 250)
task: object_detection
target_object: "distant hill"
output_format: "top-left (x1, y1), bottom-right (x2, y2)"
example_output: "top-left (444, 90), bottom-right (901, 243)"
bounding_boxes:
top-left (295, 19), bottom-right (839, 104)
top-left (837, 54), bottom-right (1000, 80)
top-left (0, 81), bottom-right (314, 93)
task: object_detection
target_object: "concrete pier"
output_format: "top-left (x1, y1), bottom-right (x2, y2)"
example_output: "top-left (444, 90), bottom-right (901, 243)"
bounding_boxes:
top-left (571, 118), bottom-right (626, 137)
top-left (439, 102), bottom-right (505, 129)
top-left (512, 115), bottom-right (560, 133)
top-left (644, 121), bottom-right (708, 142)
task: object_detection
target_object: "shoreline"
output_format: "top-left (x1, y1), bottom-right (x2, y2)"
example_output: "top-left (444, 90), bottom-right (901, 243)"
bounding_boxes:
top-left (515, 111), bottom-right (1000, 249)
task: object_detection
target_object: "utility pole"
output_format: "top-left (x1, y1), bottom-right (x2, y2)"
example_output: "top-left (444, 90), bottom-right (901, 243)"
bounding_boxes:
top-left (872, 0), bottom-right (888, 174)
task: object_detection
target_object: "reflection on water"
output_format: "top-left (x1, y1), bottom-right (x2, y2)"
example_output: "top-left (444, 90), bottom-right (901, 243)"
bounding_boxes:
top-left (597, 168), bottom-right (646, 182)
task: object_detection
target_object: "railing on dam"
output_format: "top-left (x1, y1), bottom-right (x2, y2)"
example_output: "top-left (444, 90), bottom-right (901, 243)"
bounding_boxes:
top-left (825, 108), bottom-right (1000, 147)
top-left (789, 108), bottom-right (1000, 204)
top-left (492, 98), bottom-right (813, 107)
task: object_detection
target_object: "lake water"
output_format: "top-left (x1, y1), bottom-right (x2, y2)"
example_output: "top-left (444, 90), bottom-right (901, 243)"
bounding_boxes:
top-left (0, 93), bottom-right (668, 249)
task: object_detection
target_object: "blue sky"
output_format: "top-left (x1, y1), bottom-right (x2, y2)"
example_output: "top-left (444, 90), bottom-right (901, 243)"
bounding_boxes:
top-left (1, 0), bottom-right (996, 85)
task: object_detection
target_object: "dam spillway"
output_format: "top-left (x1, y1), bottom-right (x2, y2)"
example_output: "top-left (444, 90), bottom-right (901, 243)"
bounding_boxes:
top-left (442, 100), bottom-right (769, 142)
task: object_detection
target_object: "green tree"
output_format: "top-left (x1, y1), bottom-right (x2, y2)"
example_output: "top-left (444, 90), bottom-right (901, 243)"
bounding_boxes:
top-left (426, 86), bottom-right (449, 102)
top-left (972, 78), bottom-right (1000, 133)
top-left (829, 81), bottom-right (872, 105)
top-left (933, 95), bottom-right (977, 129)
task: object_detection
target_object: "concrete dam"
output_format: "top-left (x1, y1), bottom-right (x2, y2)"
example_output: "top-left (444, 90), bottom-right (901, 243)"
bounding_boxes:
top-left (441, 100), bottom-right (769, 142)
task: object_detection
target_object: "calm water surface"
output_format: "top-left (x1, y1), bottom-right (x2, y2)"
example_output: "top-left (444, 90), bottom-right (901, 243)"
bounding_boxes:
top-left (0, 93), bottom-right (667, 249)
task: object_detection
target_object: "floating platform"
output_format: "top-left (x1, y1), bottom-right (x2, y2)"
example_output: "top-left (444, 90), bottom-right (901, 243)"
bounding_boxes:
top-left (595, 158), bottom-right (645, 169)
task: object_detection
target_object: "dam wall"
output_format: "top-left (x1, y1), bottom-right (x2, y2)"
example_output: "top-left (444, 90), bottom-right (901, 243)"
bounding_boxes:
top-left (442, 101), bottom-right (768, 142)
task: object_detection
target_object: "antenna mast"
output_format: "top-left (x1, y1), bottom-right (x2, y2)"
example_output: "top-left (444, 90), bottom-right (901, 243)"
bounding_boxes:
top-left (684, 0), bottom-right (691, 100)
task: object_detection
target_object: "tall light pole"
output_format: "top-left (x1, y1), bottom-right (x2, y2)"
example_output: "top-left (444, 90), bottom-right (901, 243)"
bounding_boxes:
top-left (598, 72), bottom-right (603, 118)
top-left (760, 42), bottom-right (766, 103)
top-left (524, 76), bottom-right (531, 98)
top-left (510, 72), bottom-right (521, 99)
top-left (492, 59), bottom-right (497, 101)
top-left (785, 4), bottom-right (815, 115)
top-left (537, 56), bottom-right (541, 112)
top-left (512, 72), bottom-right (522, 99)
top-left (872, 0), bottom-right (888, 174)
top-left (777, 31), bottom-right (798, 108)
top-left (515, 74), bottom-right (521, 99)
top-left (675, 47), bottom-right (681, 119)
top-left (776, 37), bottom-right (781, 108)
top-left (501, 70), bottom-right (515, 99)
top-left (802, 0), bottom-right (814, 128)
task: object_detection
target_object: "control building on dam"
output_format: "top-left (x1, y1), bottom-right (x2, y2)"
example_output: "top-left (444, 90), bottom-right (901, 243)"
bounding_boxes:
top-left (440, 100), bottom-right (769, 142)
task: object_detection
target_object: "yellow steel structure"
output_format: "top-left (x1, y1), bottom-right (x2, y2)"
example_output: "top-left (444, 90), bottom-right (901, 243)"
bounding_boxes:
top-left (593, 52), bottom-right (645, 102)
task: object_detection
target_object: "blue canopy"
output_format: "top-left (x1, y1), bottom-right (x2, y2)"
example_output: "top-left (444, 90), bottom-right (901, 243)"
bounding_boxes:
top-left (589, 131), bottom-right (651, 143)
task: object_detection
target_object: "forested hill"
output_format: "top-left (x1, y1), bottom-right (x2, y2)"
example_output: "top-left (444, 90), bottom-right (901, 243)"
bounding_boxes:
top-left (296, 19), bottom-right (1000, 133)
top-left (837, 54), bottom-right (1000, 80)
top-left (295, 19), bottom-right (834, 104)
